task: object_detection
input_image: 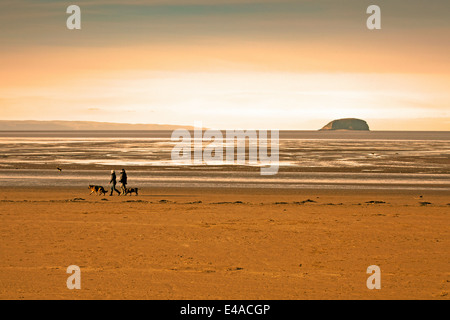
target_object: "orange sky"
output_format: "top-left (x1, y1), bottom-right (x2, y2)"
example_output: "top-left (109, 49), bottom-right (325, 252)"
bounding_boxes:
top-left (0, 0), bottom-right (449, 130)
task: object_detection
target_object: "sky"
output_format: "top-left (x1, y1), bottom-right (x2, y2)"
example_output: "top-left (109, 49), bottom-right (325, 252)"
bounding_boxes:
top-left (0, 0), bottom-right (449, 130)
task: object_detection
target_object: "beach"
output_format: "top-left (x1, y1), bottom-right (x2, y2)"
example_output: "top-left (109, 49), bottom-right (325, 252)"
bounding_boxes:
top-left (2, 0), bottom-right (450, 304)
top-left (1, 187), bottom-right (448, 300)
top-left (0, 130), bottom-right (448, 300)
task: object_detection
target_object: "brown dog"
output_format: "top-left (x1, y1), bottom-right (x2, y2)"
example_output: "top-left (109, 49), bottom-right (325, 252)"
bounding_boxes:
top-left (88, 185), bottom-right (107, 196)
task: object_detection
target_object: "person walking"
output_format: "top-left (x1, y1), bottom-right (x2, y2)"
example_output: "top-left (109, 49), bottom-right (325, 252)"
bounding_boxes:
top-left (119, 169), bottom-right (128, 195)
top-left (109, 170), bottom-right (121, 196)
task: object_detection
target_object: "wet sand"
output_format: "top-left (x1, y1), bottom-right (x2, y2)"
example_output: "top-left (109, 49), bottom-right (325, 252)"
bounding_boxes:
top-left (0, 187), bottom-right (449, 300)
top-left (1, 130), bottom-right (449, 174)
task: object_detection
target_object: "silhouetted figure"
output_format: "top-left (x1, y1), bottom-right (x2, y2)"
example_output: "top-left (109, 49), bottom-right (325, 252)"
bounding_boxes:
top-left (109, 170), bottom-right (121, 196)
top-left (119, 169), bottom-right (128, 195)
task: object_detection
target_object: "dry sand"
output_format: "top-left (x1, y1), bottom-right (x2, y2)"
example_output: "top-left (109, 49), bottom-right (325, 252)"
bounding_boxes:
top-left (0, 187), bottom-right (449, 300)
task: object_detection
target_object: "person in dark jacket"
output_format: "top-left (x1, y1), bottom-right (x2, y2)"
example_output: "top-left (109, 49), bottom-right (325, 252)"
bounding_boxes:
top-left (109, 170), bottom-right (121, 196)
top-left (119, 169), bottom-right (128, 195)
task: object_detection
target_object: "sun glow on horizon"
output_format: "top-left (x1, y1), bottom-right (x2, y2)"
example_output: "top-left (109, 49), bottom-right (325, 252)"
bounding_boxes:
top-left (0, 1), bottom-right (449, 130)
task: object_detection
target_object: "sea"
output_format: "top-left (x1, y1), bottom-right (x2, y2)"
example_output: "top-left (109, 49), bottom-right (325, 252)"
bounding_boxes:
top-left (0, 131), bottom-right (448, 190)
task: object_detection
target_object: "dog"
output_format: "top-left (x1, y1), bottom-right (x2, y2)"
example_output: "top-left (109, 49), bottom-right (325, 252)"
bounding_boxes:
top-left (123, 187), bottom-right (139, 196)
top-left (88, 185), bottom-right (107, 196)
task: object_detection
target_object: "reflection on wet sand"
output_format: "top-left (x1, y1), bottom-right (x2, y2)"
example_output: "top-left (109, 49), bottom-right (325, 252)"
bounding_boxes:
top-left (0, 131), bottom-right (448, 190)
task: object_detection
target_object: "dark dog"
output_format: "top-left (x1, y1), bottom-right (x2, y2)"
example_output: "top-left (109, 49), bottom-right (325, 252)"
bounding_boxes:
top-left (123, 187), bottom-right (139, 196)
top-left (88, 185), bottom-right (107, 196)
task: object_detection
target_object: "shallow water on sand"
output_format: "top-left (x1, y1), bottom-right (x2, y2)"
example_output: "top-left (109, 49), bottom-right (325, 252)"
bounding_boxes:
top-left (0, 131), bottom-right (448, 190)
top-left (0, 169), bottom-right (449, 190)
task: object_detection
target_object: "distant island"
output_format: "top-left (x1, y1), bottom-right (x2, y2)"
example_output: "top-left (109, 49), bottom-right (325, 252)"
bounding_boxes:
top-left (0, 121), bottom-right (194, 131)
top-left (320, 118), bottom-right (370, 131)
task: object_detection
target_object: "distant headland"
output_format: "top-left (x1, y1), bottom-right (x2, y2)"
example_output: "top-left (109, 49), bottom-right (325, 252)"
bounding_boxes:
top-left (0, 120), bottom-right (194, 131)
top-left (320, 118), bottom-right (370, 131)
